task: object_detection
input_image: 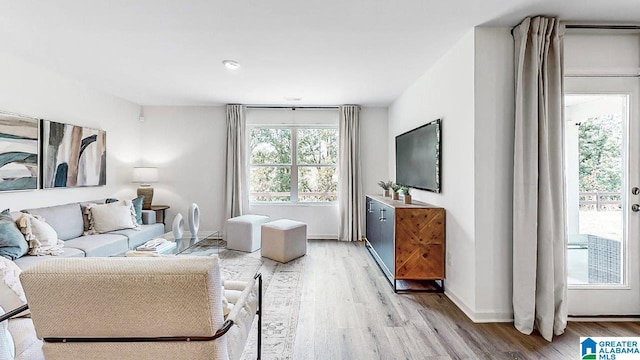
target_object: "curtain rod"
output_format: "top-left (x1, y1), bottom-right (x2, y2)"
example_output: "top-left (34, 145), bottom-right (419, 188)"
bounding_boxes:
top-left (565, 24), bottom-right (640, 30)
top-left (511, 23), bottom-right (640, 35)
top-left (245, 105), bottom-right (339, 110)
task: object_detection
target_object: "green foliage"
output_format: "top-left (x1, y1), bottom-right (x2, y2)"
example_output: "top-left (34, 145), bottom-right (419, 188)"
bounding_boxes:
top-left (297, 129), bottom-right (338, 165)
top-left (377, 180), bottom-right (393, 190)
top-left (249, 127), bottom-right (338, 202)
top-left (391, 184), bottom-right (402, 192)
top-left (298, 166), bottom-right (337, 202)
top-left (578, 114), bottom-right (622, 193)
top-left (400, 186), bottom-right (410, 195)
top-left (250, 128), bottom-right (291, 165)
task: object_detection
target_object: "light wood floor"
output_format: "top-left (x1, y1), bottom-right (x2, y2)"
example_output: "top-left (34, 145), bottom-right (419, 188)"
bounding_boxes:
top-left (293, 240), bottom-right (640, 360)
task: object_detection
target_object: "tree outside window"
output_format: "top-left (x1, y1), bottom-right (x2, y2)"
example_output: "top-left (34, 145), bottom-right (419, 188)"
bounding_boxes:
top-left (249, 126), bottom-right (338, 203)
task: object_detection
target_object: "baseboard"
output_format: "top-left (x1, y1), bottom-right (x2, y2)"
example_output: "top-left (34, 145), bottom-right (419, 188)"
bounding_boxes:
top-left (445, 289), bottom-right (513, 323)
top-left (307, 234), bottom-right (338, 240)
top-left (569, 316), bottom-right (640, 322)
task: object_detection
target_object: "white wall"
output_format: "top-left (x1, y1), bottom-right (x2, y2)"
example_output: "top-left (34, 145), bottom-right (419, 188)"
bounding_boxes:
top-left (388, 30), bottom-right (477, 312)
top-left (139, 106), bottom-right (226, 232)
top-left (141, 106), bottom-right (388, 237)
top-left (473, 27), bottom-right (515, 321)
top-left (360, 107), bottom-right (389, 196)
top-left (0, 51), bottom-right (142, 211)
top-left (387, 27), bottom-right (516, 322)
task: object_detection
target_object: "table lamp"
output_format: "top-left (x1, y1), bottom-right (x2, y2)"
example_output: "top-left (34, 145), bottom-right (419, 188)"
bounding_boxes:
top-left (132, 167), bottom-right (158, 209)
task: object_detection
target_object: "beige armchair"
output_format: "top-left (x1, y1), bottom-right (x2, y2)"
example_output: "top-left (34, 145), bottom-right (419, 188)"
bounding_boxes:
top-left (17, 256), bottom-right (261, 360)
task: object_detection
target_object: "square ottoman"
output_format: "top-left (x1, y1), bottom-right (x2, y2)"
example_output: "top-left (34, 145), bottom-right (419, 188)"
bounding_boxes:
top-left (226, 214), bottom-right (270, 252)
top-left (261, 219), bottom-right (307, 263)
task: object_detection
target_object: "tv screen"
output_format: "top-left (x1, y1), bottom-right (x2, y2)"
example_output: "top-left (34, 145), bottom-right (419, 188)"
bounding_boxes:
top-left (395, 119), bottom-right (441, 193)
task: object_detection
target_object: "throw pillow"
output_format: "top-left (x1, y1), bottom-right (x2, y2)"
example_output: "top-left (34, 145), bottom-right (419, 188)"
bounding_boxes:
top-left (131, 196), bottom-right (144, 225)
top-left (80, 201), bottom-right (103, 232)
top-left (16, 214), bottom-right (64, 256)
top-left (0, 257), bottom-right (29, 318)
top-left (85, 200), bottom-right (140, 234)
top-left (0, 306), bottom-right (15, 359)
top-left (105, 196), bottom-right (144, 225)
top-left (0, 209), bottom-right (28, 260)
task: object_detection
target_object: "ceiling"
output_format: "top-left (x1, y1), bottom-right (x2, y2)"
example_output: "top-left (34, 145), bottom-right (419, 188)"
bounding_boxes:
top-left (1, 1), bottom-right (639, 107)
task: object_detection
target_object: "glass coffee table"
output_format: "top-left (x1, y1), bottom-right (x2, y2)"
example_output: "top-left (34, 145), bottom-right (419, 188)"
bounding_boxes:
top-left (161, 231), bottom-right (222, 255)
top-left (119, 231), bottom-right (222, 256)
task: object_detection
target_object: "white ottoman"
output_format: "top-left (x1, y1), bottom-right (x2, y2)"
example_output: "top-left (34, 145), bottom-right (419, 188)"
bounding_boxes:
top-left (226, 214), bottom-right (270, 252)
top-left (261, 219), bottom-right (307, 263)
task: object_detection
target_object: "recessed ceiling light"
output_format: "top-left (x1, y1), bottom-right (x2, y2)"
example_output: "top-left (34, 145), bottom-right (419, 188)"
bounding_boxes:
top-left (285, 97), bottom-right (302, 101)
top-left (222, 60), bottom-right (240, 70)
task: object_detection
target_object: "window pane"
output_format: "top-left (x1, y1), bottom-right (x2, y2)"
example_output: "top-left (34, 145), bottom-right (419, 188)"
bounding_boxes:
top-left (250, 128), bottom-right (291, 165)
top-left (565, 94), bottom-right (625, 285)
top-left (297, 128), bottom-right (338, 165)
top-left (298, 166), bottom-right (337, 202)
top-left (249, 166), bottom-right (291, 202)
top-left (250, 166), bottom-right (291, 202)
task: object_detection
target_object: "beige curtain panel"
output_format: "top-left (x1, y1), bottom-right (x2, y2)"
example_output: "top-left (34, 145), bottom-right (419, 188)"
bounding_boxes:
top-left (512, 16), bottom-right (568, 342)
top-left (224, 104), bottom-right (247, 220)
top-left (338, 105), bottom-right (363, 242)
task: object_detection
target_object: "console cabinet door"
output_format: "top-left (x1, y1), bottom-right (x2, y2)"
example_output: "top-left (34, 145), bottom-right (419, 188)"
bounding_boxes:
top-left (379, 203), bottom-right (395, 275)
top-left (365, 197), bottom-right (380, 249)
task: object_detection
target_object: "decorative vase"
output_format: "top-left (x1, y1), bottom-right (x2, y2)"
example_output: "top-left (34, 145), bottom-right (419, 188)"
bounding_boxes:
top-left (392, 192), bottom-right (399, 200)
top-left (404, 195), bottom-right (412, 204)
top-left (172, 213), bottom-right (184, 239)
top-left (383, 189), bottom-right (390, 197)
top-left (188, 203), bottom-right (200, 234)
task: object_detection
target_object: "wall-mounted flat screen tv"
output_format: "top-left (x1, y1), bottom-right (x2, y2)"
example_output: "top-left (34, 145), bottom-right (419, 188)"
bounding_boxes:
top-left (395, 119), bottom-right (441, 193)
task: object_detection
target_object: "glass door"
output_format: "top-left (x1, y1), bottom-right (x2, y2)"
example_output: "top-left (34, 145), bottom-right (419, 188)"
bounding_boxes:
top-left (565, 77), bottom-right (640, 316)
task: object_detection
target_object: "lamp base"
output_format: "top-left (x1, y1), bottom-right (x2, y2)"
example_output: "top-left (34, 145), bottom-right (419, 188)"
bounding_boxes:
top-left (137, 186), bottom-right (154, 210)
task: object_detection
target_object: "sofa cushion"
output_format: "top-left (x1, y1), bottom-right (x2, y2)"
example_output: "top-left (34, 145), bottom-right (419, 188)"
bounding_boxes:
top-left (110, 223), bottom-right (165, 249)
top-left (25, 203), bottom-right (84, 241)
top-left (0, 209), bottom-right (28, 260)
top-left (13, 248), bottom-right (85, 271)
top-left (63, 234), bottom-right (129, 257)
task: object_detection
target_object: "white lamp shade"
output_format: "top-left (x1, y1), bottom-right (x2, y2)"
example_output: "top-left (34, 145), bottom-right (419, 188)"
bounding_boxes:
top-left (132, 167), bottom-right (159, 183)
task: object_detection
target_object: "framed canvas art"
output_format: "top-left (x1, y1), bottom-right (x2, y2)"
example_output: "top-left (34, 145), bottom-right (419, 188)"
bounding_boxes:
top-left (0, 111), bottom-right (39, 191)
top-left (42, 120), bottom-right (106, 188)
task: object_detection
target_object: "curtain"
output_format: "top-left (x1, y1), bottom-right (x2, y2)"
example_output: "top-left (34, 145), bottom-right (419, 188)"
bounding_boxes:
top-left (512, 16), bottom-right (567, 342)
top-left (224, 104), bottom-right (246, 220)
top-left (338, 105), bottom-right (363, 242)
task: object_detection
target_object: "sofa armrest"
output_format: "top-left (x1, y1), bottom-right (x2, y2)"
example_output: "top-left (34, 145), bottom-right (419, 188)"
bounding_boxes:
top-left (141, 210), bottom-right (156, 225)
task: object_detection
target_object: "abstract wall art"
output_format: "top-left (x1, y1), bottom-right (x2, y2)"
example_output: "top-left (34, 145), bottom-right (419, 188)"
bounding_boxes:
top-left (0, 111), bottom-right (39, 191)
top-left (42, 120), bottom-right (106, 188)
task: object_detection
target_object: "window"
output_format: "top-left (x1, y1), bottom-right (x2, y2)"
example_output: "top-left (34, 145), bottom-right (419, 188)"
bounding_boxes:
top-left (249, 126), bottom-right (338, 203)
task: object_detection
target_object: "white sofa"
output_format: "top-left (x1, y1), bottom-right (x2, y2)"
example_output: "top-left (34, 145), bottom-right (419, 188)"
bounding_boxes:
top-left (10, 201), bottom-right (165, 270)
top-left (1, 256), bottom-right (261, 360)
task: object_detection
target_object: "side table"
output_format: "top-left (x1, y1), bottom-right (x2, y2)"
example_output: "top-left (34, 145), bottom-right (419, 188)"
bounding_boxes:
top-left (150, 205), bottom-right (170, 225)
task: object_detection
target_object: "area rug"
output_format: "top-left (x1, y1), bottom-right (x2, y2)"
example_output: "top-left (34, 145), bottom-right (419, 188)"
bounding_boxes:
top-left (179, 239), bottom-right (304, 360)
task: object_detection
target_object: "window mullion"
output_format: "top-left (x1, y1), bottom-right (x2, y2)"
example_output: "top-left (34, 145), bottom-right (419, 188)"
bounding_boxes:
top-left (291, 127), bottom-right (298, 203)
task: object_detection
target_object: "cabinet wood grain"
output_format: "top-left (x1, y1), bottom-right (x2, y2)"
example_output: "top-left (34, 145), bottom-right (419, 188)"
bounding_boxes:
top-left (365, 195), bottom-right (445, 290)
